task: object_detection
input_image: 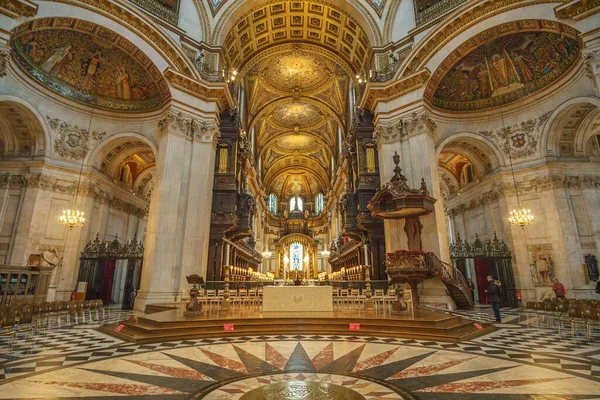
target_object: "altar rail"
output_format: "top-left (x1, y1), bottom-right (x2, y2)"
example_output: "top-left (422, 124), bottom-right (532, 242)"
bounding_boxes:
top-left (202, 280), bottom-right (391, 293)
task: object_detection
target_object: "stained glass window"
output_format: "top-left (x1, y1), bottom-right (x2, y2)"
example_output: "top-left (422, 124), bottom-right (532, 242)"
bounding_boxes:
top-left (289, 196), bottom-right (303, 211)
top-left (268, 193), bottom-right (277, 214)
top-left (315, 193), bottom-right (324, 214)
top-left (290, 242), bottom-right (303, 271)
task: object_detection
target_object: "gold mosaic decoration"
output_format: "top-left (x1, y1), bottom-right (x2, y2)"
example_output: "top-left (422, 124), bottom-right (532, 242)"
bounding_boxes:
top-left (224, 1), bottom-right (371, 73)
top-left (12, 18), bottom-right (170, 111)
top-left (425, 20), bottom-right (581, 112)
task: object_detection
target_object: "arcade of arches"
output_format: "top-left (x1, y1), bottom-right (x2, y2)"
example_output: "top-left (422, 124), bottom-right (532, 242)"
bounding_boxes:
top-left (1, 0), bottom-right (600, 397)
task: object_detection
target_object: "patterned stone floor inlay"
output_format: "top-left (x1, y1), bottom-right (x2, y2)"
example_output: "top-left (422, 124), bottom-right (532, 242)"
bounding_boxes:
top-left (0, 306), bottom-right (599, 399)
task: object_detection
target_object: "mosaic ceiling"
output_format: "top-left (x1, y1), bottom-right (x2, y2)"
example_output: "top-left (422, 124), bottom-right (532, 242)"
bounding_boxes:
top-left (426, 20), bottom-right (581, 112)
top-left (11, 18), bottom-right (170, 111)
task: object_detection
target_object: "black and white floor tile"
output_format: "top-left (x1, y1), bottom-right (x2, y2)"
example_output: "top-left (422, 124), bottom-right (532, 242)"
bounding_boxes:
top-left (0, 306), bottom-right (598, 399)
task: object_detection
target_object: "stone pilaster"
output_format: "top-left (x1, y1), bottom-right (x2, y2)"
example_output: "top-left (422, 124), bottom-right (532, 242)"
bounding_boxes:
top-left (135, 109), bottom-right (219, 310)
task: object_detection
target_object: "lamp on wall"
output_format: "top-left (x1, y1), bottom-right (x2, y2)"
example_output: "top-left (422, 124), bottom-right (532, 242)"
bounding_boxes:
top-left (501, 107), bottom-right (534, 228)
top-left (59, 111), bottom-right (92, 229)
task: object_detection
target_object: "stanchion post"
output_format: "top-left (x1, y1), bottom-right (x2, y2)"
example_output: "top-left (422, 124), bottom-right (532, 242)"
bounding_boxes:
top-left (221, 265), bottom-right (232, 311)
top-left (364, 265), bottom-right (374, 310)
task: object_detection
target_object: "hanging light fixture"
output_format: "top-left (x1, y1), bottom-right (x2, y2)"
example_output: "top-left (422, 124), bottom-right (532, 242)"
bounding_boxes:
top-left (59, 111), bottom-right (93, 229)
top-left (500, 107), bottom-right (534, 228)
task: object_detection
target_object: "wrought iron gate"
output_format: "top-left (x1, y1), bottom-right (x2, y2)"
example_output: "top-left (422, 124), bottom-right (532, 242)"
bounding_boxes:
top-left (450, 232), bottom-right (517, 307)
top-left (78, 233), bottom-right (144, 310)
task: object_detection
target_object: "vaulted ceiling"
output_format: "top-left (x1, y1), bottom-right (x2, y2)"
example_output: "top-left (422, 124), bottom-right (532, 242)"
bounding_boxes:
top-left (243, 44), bottom-right (350, 201)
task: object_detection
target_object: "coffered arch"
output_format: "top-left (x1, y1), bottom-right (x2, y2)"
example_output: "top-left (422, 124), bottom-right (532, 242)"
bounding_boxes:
top-left (212, 0), bottom-right (381, 55)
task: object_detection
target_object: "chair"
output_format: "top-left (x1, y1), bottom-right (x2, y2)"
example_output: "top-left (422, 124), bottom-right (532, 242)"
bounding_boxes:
top-left (15, 304), bottom-right (33, 349)
top-left (582, 306), bottom-right (599, 340)
top-left (66, 301), bottom-right (78, 325)
top-left (0, 307), bottom-right (16, 348)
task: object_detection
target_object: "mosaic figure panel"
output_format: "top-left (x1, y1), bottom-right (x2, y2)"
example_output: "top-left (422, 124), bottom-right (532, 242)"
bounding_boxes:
top-left (432, 31), bottom-right (580, 111)
top-left (12, 19), bottom-right (169, 111)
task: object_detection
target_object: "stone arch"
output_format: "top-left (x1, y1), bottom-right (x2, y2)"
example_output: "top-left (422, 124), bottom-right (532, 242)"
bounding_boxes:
top-left (87, 133), bottom-right (158, 193)
top-left (437, 132), bottom-right (505, 170)
top-left (542, 96), bottom-right (600, 158)
top-left (211, 0), bottom-right (382, 48)
top-left (0, 95), bottom-right (49, 158)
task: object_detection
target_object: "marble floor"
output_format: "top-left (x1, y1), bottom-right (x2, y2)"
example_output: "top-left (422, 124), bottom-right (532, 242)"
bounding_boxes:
top-left (0, 307), bottom-right (599, 399)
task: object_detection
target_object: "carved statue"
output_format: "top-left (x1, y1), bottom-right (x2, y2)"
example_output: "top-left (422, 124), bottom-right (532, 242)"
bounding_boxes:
top-left (41, 248), bottom-right (63, 268)
top-left (532, 250), bottom-right (553, 284)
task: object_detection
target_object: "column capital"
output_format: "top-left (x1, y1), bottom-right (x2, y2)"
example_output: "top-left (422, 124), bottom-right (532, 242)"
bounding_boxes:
top-left (402, 112), bottom-right (437, 138)
top-left (158, 109), bottom-right (220, 145)
top-left (373, 118), bottom-right (403, 145)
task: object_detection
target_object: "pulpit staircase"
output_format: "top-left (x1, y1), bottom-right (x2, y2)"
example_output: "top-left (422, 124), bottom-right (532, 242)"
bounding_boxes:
top-left (423, 253), bottom-right (474, 310)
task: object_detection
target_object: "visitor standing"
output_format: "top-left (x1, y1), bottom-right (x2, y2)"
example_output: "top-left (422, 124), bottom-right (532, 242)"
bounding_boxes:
top-left (552, 278), bottom-right (567, 299)
top-left (467, 277), bottom-right (475, 303)
top-left (485, 275), bottom-right (502, 323)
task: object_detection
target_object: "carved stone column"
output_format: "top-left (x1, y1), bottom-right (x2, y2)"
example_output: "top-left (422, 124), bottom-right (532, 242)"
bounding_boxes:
top-left (135, 109), bottom-right (218, 310)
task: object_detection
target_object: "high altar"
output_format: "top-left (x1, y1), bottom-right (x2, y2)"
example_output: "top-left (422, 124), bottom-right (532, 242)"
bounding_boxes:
top-left (262, 286), bottom-right (333, 312)
top-left (273, 208), bottom-right (319, 280)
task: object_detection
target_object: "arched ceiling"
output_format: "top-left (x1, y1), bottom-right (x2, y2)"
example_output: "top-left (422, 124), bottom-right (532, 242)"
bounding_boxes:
top-left (243, 43), bottom-right (352, 201)
top-left (223, 1), bottom-right (372, 74)
top-left (0, 101), bottom-right (46, 158)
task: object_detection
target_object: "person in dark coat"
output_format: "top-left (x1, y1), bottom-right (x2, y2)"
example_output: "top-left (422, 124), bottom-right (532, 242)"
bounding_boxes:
top-left (467, 277), bottom-right (476, 303)
top-left (485, 275), bottom-right (502, 323)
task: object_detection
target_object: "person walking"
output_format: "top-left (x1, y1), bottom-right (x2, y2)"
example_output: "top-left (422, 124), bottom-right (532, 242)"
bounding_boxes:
top-left (485, 275), bottom-right (502, 323)
top-left (552, 278), bottom-right (567, 299)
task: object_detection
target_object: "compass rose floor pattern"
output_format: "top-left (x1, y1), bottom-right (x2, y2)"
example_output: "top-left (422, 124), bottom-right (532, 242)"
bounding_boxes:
top-left (0, 307), bottom-right (599, 399)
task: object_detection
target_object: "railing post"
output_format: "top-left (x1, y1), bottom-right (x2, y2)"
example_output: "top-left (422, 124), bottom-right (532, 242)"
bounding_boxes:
top-left (220, 265), bottom-right (231, 312)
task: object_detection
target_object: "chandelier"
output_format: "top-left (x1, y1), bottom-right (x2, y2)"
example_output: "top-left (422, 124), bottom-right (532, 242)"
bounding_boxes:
top-left (60, 209), bottom-right (86, 229)
top-left (500, 107), bottom-right (534, 228)
top-left (508, 208), bottom-right (534, 227)
top-left (60, 111), bottom-right (92, 229)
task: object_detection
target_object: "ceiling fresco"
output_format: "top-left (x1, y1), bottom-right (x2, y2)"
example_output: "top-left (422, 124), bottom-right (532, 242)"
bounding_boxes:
top-left (269, 101), bottom-right (325, 130)
top-left (426, 20), bottom-right (581, 112)
top-left (258, 50), bottom-right (336, 93)
top-left (11, 18), bottom-right (170, 111)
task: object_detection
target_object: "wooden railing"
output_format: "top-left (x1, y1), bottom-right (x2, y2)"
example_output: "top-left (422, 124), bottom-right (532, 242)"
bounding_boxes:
top-left (423, 252), bottom-right (474, 307)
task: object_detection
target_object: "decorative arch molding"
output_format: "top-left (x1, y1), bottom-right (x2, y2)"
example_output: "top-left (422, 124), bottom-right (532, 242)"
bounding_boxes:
top-left (0, 94), bottom-right (50, 158)
top-left (258, 130), bottom-right (335, 159)
top-left (248, 95), bottom-right (344, 134)
top-left (211, 0), bottom-right (382, 49)
top-left (86, 131), bottom-right (159, 170)
top-left (438, 165), bottom-right (460, 196)
top-left (263, 162), bottom-right (329, 194)
top-left (239, 42), bottom-right (355, 83)
top-left (542, 96), bottom-right (600, 157)
top-left (34, 0), bottom-right (197, 78)
top-left (441, 145), bottom-right (489, 177)
top-left (436, 132), bottom-right (505, 169)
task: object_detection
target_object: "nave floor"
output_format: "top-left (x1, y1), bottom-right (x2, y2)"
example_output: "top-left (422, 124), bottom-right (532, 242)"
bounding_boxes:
top-left (0, 307), bottom-right (599, 399)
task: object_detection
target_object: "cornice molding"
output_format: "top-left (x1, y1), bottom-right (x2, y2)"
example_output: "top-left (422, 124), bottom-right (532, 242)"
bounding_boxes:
top-left (361, 69), bottom-right (430, 110)
top-left (164, 69), bottom-right (232, 112)
top-left (0, 172), bottom-right (147, 217)
top-left (0, 0), bottom-right (37, 18)
top-left (446, 173), bottom-right (600, 215)
top-left (555, 0), bottom-right (600, 20)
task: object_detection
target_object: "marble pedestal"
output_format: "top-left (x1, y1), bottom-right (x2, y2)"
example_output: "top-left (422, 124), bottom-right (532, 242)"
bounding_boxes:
top-left (262, 286), bottom-right (333, 312)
